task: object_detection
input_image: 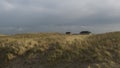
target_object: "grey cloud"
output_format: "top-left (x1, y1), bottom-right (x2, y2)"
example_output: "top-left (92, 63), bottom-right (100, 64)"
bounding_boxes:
top-left (0, 0), bottom-right (120, 34)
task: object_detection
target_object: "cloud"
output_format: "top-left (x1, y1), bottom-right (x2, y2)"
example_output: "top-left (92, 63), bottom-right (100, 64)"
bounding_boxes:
top-left (0, 0), bottom-right (120, 34)
top-left (0, 0), bottom-right (15, 11)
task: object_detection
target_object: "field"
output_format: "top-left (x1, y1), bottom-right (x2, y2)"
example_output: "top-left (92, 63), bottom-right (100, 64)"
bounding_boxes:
top-left (0, 32), bottom-right (120, 68)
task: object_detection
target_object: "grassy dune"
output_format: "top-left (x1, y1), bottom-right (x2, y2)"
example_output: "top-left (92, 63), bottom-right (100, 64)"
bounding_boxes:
top-left (0, 32), bottom-right (120, 68)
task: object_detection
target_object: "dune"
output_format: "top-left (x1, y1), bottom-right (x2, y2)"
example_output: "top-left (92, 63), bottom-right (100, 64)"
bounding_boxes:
top-left (0, 32), bottom-right (120, 68)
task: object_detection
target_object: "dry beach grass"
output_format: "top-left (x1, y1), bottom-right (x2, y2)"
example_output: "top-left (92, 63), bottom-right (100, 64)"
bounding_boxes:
top-left (0, 32), bottom-right (120, 68)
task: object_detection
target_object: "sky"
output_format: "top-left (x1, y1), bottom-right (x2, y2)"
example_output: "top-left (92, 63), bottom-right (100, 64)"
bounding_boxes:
top-left (0, 0), bottom-right (120, 34)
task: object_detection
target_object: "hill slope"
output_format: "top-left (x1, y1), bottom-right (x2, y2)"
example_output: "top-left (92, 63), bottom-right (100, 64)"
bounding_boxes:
top-left (0, 32), bottom-right (120, 68)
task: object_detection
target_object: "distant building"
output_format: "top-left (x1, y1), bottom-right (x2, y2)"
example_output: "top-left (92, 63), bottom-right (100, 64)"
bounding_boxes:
top-left (66, 32), bottom-right (71, 35)
top-left (80, 31), bottom-right (91, 35)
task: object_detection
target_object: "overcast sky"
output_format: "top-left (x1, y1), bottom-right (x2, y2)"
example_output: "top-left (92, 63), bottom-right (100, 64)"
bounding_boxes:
top-left (0, 0), bottom-right (120, 34)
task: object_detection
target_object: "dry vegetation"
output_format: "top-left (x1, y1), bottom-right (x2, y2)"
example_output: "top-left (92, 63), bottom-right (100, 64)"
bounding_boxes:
top-left (0, 32), bottom-right (120, 68)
